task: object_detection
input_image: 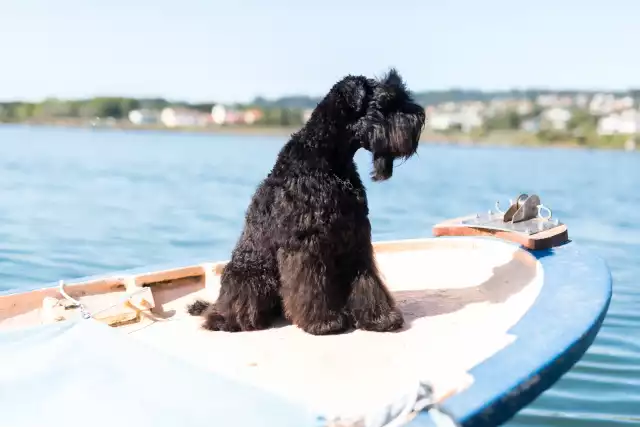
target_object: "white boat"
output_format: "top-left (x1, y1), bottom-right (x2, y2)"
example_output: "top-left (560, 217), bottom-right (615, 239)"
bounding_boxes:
top-left (0, 194), bottom-right (612, 427)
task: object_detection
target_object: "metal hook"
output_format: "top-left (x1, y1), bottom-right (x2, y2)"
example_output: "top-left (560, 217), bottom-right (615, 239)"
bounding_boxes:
top-left (460, 193), bottom-right (562, 237)
top-left (494, 199), bottom-right (513, 215)
top-left (537, 204), bottom-right (552, 220)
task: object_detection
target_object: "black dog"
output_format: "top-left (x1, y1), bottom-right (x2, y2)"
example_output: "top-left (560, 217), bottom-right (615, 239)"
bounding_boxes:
top-left (188, 69), bottom-right (425, 335)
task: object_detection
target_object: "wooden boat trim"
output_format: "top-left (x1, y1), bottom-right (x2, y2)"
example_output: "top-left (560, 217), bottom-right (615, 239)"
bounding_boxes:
top-left (1, 237), bottom-right (523, 324)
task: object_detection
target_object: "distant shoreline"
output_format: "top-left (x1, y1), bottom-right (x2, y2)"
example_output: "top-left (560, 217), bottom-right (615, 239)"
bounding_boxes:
top-left (1, 119), bottom-right (633, 151)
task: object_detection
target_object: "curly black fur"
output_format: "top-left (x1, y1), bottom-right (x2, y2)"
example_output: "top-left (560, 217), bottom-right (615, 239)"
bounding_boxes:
top-left (188, 68), bottom-right (426, 335)
top-left (186, 299), bottom-right (210, 316)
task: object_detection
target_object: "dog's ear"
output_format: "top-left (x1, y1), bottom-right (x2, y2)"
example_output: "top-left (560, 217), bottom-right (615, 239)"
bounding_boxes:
top-left (334, 75), bottom-right (371, 117)
top-left (378, 68), bottom-right (410, 104)
top-left (381, 68), bottom-right (404, 88)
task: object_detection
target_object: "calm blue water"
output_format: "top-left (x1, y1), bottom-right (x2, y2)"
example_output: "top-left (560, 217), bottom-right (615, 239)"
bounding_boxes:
top-left (0, 125), bottom-right (638, 425)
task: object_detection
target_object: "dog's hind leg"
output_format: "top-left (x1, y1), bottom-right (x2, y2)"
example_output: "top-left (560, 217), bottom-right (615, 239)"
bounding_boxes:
top-left (277, 247), bottom-right (350, 335)
top-left (347, 260), bottom-right (405, 332)
top-left (200, 247), bottom-right (282, 332)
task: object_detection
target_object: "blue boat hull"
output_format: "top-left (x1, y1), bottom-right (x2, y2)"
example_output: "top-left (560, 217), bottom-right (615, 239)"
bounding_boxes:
top-left (411, 239), bottom-right (612, 427)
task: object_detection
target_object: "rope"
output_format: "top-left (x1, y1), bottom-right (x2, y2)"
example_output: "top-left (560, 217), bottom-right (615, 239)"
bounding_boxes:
top-left (412, 382), bottom-right (460, 427)
top-left (58, 279), bottom-right (91, 319)
top-left (57, 279), bottom-right (153, 321)
top-left (323, 381), bottom-right (461, 427)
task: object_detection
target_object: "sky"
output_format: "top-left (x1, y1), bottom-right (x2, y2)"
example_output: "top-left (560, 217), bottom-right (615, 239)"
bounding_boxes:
top-left (0, 0), bottom-right (638, 103)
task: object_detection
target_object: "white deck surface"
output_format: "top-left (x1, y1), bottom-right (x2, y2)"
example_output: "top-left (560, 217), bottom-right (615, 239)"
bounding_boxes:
top-left (0, 238), bottom-right (544, 423)
top-left (124, 239), bottom-right (543, 420)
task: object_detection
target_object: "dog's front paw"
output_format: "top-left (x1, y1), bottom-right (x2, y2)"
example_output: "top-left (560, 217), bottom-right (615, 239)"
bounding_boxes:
top-left (355, 308), bottom-right (404, 332)
top-left (300, 313), bottom-right (350, 335)
top-left (202, 311), bottom-right (241, 332)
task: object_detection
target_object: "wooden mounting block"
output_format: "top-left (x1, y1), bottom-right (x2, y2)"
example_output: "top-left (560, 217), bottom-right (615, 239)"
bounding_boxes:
top-left (432, 214), bottom-right (569, 250)
top-left (432, 193), bottom-right (569, 250)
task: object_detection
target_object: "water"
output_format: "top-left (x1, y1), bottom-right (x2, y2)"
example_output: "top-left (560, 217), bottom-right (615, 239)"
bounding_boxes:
top-left (0, 125), bottom-right (638, 425)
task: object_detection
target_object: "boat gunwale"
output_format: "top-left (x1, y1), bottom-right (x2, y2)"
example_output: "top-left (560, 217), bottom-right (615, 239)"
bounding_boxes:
top-left (407, 238), bottom-right (613, 427)
top-left (0, 236), bottom-right (537, 317)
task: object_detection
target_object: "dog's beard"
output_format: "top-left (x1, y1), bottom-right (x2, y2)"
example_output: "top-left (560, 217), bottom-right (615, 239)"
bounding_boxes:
top-left (368, 114), bottom-right (420, 181)
top-left (371, 153), bottom-right (394, 181)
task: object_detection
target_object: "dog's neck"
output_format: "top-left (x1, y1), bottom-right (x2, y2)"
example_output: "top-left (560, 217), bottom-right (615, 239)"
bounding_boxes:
top-left (276, 86), bottom-right (365, 175)
top-left (272, 132), bottom-right (359, 179)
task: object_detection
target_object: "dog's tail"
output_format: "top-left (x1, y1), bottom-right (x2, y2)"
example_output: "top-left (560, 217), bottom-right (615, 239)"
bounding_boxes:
top-left (186, 299), bottom-right (211, 316)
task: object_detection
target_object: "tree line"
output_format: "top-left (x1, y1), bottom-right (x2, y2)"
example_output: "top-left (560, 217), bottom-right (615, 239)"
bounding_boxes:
top-left (2, 88), bottom-right (639, 127)
top-left (0, 97), bottom-right (307, 127)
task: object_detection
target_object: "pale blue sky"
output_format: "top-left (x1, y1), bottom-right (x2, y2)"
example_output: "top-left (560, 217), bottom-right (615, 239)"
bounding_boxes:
top-left (0, 0), bottom-right (637, 103)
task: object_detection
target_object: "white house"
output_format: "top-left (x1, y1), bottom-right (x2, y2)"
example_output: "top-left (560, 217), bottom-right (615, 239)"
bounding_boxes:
top-left (597, 109), bottom-right (640, 135)
top-left (457, 110), bottom-right (484, 132)
top-left (516, 100), bottom-right (534, 116)
top-left (128, 109), bottom-right (160, 125)
top-left (521, 117), bottom-right (541, 133)
top-left (160, 107), bottom-right (209, 128)
top-left (614, 96), bottom-right (635, 111)
top-left (536, 94), bottom-right (559, 108)
top-left (574, 94), bottom-right (589, 109)
top-left (222, 110), bottom-right (244, 124)
top-left (589, 93), bottom-right (616, 115)
top-left (243, 109), bottom-right (263, 124)
top-left (211, 104), bottom-right (226, 125)
top-left (426, 110), bottom-right (483, 133)
top-left (427, 112), bottom-right (453, 131)
top-left (541, 107), bottom-right (572, 130)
